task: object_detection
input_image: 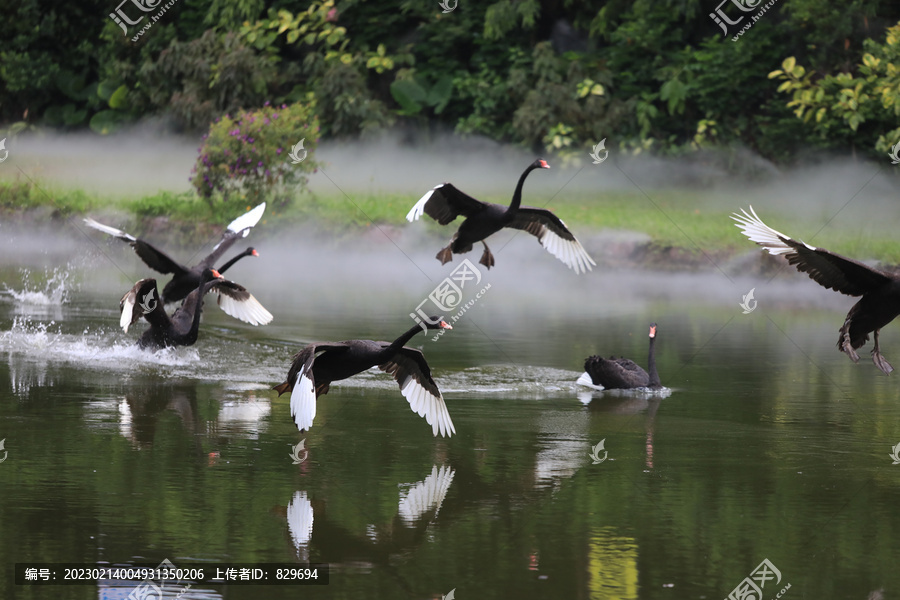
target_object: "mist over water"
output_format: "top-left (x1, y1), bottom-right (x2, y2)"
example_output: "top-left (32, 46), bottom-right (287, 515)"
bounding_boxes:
top-left (3, 127), bottom-right (897, 206)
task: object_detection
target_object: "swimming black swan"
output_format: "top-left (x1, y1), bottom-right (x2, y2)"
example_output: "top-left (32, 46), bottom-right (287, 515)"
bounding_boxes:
top-left (273, 319), bottom-right (455, 437)
top-left (406, 159), bottom-right (595, 273)
top-left (733, 205), bottom-right (900, 375)
top-left (577, 323), bottom-right (661, 389)
top-left (120, 268), bottom-right (273, 349)
top-left (85, 202), bottom-right (265, 304)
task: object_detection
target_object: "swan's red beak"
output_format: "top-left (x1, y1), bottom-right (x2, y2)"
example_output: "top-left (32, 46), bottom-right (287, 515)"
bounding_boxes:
top-left (211, 269), bottom-right (223, 279)
top-left (538, 159), bottom-right (550, 169)
top-left (251, 249), bottom-right (259, 257)
top-left (649, 324), bottom-right (657, 338)
top-left (440, 321), bottom-right (452, 329)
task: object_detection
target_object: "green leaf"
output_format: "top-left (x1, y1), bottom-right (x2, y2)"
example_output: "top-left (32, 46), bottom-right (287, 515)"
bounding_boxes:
top-left (390, 79), bottom-right (426, 114)
top-left (782, 57), bottom-right (796, 72)
top-left (97, 79), bottom-right (121, 101)
top-left (89, 110), bottom-right (125, 134)
top-left (425, 76), bottom-right (453, 113)
top-left (108, 85), bottom-right (129, 109)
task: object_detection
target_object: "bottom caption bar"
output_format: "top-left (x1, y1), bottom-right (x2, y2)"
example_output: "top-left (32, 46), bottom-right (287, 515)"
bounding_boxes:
top-left (15, 563), bottom-right (330, 586)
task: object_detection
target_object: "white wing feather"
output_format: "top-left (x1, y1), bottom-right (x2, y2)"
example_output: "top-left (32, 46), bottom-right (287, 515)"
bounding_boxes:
top-left (538, 225), bottom-right (596, 274)
top-left (399, 378), bottom-right (455, 437)
top-left (227, 202), bottom-right (266, 236)
top-left (215, 290), bottom-right (273, 325)
top-left (290, 370), bottom-right (317, 431)
top-left (84, 217), bottom-right (136, 242)
top-left (406, 187), bottom-right (438, 222)
top-left (731, 206), bottom-right (816, 255)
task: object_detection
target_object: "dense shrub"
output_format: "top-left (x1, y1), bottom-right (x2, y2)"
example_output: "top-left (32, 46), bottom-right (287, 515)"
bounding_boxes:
top-left (191, 102), bottom-right (319, 213)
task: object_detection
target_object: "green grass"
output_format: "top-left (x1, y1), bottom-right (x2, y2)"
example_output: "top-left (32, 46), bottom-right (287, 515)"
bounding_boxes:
top-left (4, 178), bottom-right (900, 264)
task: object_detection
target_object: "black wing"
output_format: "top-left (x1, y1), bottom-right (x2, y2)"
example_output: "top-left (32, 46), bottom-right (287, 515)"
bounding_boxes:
top-left (406, 183), bottom-right (488, 225)
top-left (584, 355), bottom-right (650, 389)
top-left (508, 207), bottom-right (596, 274)
top-left (84, 217), bottom-right (188, 275)
top-left (732, 206), bottom-right (891, 296)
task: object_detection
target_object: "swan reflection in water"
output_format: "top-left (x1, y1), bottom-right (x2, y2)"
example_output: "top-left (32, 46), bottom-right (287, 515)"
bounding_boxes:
top-left (284, 464), bottom-right (456, 566)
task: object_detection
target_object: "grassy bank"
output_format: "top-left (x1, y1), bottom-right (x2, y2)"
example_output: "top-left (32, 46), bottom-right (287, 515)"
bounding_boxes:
top-left (2, 177), bottom-right (900, 265)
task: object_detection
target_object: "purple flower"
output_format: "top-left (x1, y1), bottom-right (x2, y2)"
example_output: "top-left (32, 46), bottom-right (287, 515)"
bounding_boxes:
top-left (276, 148), bottom-right (282, 154)
top-left (272, 113), bottom-right (279, 119)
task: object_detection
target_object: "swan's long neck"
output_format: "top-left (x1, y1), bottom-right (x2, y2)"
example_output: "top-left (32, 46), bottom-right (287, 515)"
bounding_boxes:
top-left (506, 165), bottom-right (537, 214)
top-left (217, 249), bottom-right (250, 274)
top-left (385, 324), bottom-right (426, 355)
top-left (182, 276), bottom-right (218, 337)
top-left (647, 336), bottom-right (661, 388)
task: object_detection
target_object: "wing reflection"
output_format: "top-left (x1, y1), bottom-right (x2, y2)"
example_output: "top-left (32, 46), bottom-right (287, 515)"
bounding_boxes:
top-left (398, 465), bottom-right (455, 525)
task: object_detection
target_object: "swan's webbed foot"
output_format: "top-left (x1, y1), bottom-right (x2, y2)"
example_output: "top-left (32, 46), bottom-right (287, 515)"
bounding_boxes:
top-left (436, 246), bottom-right (453, 265)
top-left (479, 242), bottom-right (495, 269)
top-left (872, 330), bottom-right (894, 375)
top-left (838, 327), bottom-right (861, 363)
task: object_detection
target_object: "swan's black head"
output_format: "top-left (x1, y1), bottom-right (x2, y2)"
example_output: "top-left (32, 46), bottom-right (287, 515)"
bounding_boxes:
top-left (648, 323), bottom-right (657, 338)
top-left (532, 158), bottom-right (550, 170)
top-left (423, 316), bottom-right (453, 331)
top-left (247, 247), bottom-right (259, 257)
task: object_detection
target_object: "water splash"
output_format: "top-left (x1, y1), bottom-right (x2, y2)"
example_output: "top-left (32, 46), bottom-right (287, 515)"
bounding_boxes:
top-left (4, 266), bottom-right (75, 307)
top-left (1, 316), bottom-right (203, 373)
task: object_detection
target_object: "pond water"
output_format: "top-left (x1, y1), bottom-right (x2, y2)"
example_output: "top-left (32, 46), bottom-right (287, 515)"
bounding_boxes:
top-left (1, 224), bottom-right (899, 600)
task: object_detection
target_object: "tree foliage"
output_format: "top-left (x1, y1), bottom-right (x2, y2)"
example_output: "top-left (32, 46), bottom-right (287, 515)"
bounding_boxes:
top-left (1, 0), bottom-right (899, 164)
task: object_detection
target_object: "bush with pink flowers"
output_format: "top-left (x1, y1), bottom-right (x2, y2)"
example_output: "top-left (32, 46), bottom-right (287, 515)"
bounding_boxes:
top-left (192, 100), bottom-right (319, 213)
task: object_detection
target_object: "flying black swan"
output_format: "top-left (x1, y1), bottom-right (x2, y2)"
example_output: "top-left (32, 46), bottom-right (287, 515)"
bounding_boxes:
top-left (577, 323), bottom-right (661, 389)
top-left (733, 205), bottom-right (900, 375)
top-left (406, 159), bottom-right (596, 273)
top-left (120, 267), bottom-right (273, 349)
top-left (273, 319), bottom-right (456, 437)
top-left (85, 202), bottom-right (265, 304)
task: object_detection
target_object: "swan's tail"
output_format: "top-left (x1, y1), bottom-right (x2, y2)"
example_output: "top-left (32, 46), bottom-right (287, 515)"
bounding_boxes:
top-left (576, 372), bottom-right (604, 390)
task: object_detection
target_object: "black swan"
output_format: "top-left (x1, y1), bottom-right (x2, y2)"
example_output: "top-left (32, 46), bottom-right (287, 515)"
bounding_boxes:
top-left (577, 323), bottom-right (661, 389)
top-left (406, 159), bottom-right (595, 273)
top-left (273, 319), bottom-right (455, 437)
top-left (120, 267), bottom-right (273, 349)
top-left (733, 205), bottom-right (900, 374)
top-left (85, 202), bottom-right (265, 304)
